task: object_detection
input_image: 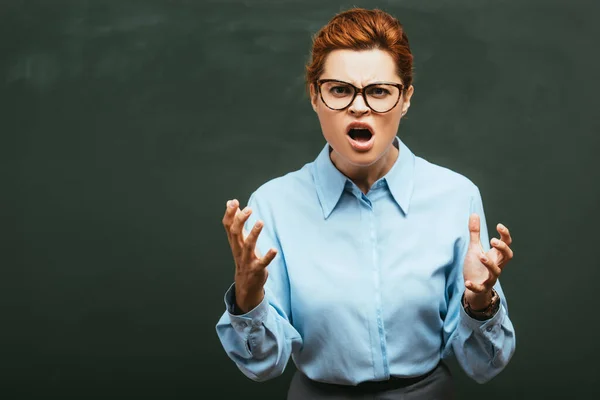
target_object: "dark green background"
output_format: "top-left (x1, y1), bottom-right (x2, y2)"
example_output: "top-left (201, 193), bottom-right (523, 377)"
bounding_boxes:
top-left (2, 0), bottom-right (599, 399)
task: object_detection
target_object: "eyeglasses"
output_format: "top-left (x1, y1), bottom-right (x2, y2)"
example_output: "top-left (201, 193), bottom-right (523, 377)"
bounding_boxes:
top-left (316, 79), bottom-right (404, 113)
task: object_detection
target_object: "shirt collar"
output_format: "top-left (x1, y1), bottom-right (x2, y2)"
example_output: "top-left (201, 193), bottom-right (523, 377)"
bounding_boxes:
top-left (312, 136), bottom-right (415, 219)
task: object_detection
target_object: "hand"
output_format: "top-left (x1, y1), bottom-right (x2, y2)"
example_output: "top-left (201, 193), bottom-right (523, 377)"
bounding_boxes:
top-left (222, 199), bottom-right (278, 313)
top-left (463, 213), bottom-right (514, 309)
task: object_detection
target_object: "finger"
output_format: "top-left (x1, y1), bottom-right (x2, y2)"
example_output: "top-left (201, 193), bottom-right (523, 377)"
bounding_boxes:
top-left (257, 248), bottom-right (278, 269)
top-left (491, 238), bottom-right (513, 267)
top-left (465, 280), bottom-right (487, 294)
top-left (230, 206), bottom-right (252, 238)
top-left (222, 199), bottom-right (239, 232)
top-left (243, 220), bottom-right (264, 261)
top-left (497, 223), bottom-right (513, 246)
top-left (480, 253), bottom-right (502, 278)
top-left (468, 213), bottom-right (482, 249)
top-left (230, 206), bottom-right (252, 256)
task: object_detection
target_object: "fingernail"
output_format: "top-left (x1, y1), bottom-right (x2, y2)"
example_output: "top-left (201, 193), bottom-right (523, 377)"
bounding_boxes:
top-left (229, 200), bottom-right (236, 208)
top-left (243, 207), bottom-right (251, 214)
top-left (480, 255), bottom-right (488, 263)
top-left (255, 221), bottom-right (263, 229)
top-left (491, 239), bottom-right (498, 245)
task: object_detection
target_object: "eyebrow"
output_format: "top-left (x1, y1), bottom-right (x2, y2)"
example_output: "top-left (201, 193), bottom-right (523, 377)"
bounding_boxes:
top-left (320, 78), bottom-right (403, 87)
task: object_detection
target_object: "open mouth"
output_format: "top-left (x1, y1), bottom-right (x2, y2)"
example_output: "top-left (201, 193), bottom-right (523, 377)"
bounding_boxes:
top-left (348, 128), bottom-right (373, 143)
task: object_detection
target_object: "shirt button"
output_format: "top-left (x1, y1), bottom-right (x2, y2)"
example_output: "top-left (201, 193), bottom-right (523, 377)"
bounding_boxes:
top-left (486, 326), bottom-right (493, 332)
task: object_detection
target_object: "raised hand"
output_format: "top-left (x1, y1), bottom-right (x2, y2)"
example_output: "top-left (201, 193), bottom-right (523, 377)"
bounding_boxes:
top-left (222, 199), bottom-right (278, 313)
top-left (463, 213), bottom-right (514, 309)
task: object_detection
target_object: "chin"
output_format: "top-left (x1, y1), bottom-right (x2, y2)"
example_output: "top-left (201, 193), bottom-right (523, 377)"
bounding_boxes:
top-left (336, 143), bottom-right (386, 167)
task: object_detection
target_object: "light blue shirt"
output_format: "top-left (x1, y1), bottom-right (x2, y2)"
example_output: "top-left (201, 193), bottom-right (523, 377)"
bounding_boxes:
top-left (216, 137), bottom-right (516, 385)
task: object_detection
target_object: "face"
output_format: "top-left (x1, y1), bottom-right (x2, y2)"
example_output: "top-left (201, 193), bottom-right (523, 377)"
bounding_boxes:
top-left (310, 49), bottom-right (414, 171)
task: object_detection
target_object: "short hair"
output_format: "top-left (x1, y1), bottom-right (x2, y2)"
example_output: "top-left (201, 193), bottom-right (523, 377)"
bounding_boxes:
top-left (305, 8), bottom-right (413, 94)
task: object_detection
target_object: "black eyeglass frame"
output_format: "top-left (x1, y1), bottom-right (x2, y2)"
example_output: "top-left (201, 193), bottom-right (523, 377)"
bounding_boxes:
top-left (315, 79), bottom-right (404, 113)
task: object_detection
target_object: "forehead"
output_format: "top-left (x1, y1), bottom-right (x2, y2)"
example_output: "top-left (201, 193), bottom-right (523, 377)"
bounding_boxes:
top-left (321, 49), bottom-right (401, 85)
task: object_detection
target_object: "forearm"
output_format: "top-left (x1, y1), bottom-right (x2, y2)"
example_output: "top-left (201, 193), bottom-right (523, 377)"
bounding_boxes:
top-left (215, 284), bottom-right (302, 382)
top-left (450, 300), bottom-right (516, 383)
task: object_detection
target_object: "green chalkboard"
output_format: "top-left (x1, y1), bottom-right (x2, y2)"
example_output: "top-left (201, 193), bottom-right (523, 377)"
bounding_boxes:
top-left (2, 0), bottom-right (599, 399)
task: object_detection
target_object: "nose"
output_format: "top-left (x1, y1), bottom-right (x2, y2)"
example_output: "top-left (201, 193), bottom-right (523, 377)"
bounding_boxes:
top-left (348, 93), bottom-right (370, 115)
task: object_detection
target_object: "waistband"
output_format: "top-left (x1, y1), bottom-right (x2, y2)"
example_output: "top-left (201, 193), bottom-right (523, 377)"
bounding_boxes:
top-left (303, 361), bottom-right (444, 393)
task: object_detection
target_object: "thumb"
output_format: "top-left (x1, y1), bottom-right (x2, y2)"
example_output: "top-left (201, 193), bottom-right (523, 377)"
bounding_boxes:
top-left (469, 213), bottom-right (481, 248)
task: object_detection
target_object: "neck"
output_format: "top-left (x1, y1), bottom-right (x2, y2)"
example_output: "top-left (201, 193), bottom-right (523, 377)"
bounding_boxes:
top-left (330, 142), bottom-right (399, 195)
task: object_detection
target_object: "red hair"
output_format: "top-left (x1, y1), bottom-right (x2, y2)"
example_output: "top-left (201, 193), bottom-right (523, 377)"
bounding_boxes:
top-left (306, 8), bottom-right (413, 94)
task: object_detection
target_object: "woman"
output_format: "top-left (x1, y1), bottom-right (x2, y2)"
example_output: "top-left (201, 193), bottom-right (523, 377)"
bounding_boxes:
top-left (216, 7), bottom-right (516, 399)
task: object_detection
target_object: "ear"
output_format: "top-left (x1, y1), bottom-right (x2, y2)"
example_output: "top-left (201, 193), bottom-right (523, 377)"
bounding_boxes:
top-left (309, 83), bottom-right (318, 112)
top-left (401, 85), bottom-right (414, 116)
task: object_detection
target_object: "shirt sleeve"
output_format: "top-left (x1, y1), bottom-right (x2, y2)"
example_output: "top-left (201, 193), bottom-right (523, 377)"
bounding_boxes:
top-left (441, 185), bottom-right (517, 383)
top-left (215, 191), bottom-right (303, 382)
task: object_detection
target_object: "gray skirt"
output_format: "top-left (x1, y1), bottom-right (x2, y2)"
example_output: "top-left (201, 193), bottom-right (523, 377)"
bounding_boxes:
top-left (287, 362), bottom-right (454, 400)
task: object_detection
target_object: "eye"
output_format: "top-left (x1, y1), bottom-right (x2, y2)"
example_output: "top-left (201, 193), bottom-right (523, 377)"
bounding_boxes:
top-left (366, 86), bottom-right (392, 98)
top-left (328, 85), bottom-right (353, 96)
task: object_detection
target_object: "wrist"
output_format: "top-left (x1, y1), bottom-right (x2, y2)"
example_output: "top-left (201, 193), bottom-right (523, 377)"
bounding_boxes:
top-left (234, 286), bottom-right (265, 314)
top-left (464, 289), bottom-right (493, 310)
top-left (463, 288), bottom-right (500, 321)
